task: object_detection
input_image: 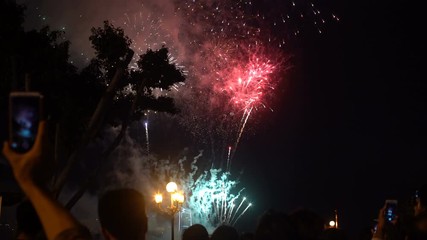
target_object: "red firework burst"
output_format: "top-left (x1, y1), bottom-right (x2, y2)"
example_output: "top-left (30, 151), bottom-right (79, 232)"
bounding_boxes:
top-left (221, 55), bottom-right (276, 113)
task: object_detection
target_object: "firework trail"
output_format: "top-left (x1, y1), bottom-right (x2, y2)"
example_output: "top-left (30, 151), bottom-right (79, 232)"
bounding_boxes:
top-left (231, 202), bottom-right (252, 225)
top-left (144, 121), bottom-right (149, 154)
top-left (234, 107), bottom-right (253, 157)
top-left (226, 146), bottom-right (232, 171)
top-left (230, 197), bottom-right (246, 223)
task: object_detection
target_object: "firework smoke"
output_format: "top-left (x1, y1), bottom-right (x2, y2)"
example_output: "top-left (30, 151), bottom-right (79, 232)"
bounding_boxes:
top-left (21, 0), bottom-right (338, 167)
top-left (97, 127), bottom-right (251, 233)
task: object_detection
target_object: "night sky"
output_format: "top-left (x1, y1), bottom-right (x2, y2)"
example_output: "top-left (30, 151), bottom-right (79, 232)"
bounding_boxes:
top-left (233, 0), bottom-right (425, 236)
top-left (1, 0), bottom-right (426, 239)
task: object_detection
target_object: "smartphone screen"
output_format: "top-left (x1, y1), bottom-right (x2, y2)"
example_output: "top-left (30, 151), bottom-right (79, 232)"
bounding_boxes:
top-left (385, 200), bottom-right (398, 222)
top-left (9, 92), bottom-right (42, 153)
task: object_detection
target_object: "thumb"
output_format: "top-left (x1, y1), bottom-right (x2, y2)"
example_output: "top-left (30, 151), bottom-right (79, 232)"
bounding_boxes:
top-left (2, 141), bottom-right (11, 158)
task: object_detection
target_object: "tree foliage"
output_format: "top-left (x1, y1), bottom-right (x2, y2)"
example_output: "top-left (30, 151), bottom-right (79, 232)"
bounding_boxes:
top-left (89, 21), bottom-right (131, 79)
top-left (109, 47), bottom-right (186, 124)
top-left (85, 22), bottom-right (186, 125)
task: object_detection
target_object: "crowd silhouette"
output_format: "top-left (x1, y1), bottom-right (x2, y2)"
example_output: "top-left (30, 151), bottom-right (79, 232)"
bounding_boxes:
top-left (1, 121), bottom-right (427, 240)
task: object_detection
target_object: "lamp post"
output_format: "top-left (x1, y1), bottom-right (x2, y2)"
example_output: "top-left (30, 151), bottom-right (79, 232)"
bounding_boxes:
top-left (328, 209), bottom-right (339, 229)
top-left (154, 182), bottom-right (185, 240)
top-left (334, 209), bottom-right (339, 229)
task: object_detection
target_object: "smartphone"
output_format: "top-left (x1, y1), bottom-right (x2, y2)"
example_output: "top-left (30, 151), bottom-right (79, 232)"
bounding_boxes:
top-left (385, 199), bottom-right (398, 222)
top-left (9, 92), bottom-right (43, 153)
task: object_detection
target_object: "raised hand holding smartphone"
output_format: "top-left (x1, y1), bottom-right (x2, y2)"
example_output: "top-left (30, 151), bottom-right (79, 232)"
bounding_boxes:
top-left (9, 92), bottom-right (43, 153)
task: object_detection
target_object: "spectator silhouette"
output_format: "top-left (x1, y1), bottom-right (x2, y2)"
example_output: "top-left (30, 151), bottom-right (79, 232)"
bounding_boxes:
top-left (98, 189), bottom-right (147, 240)
top-left (211, 225), bottom-right (239, 240)
top-left (289, 209), bottom-right (324, 240)
top-left (0, 223), bottom-right (14, 240)
top-left (255, 209), bottom-right (295, 240)
top-left (182, 224), bottom-right (209, 240)
top-left (240, 232), bottom-right (255, 240)
top-left (414, 185), bottom-right (427, 228)
top-left (357, 227), bottom-right (373, 240)
top-left (409, 184), bottom-right (427, 239)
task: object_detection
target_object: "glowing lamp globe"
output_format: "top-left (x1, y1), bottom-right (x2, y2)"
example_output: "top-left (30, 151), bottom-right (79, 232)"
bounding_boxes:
top-left (166, 182), bottom-right (178, 193)
top-left (154, 194), bottom-right (163, 204)
top-left (329, 220), bottom-right (336, 227)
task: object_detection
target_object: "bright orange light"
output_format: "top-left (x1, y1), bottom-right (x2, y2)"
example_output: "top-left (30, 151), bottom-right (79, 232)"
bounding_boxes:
top-left (176, 192), bottom-right (185, 203)
top-left (154, 194), bottom-right (163, 204)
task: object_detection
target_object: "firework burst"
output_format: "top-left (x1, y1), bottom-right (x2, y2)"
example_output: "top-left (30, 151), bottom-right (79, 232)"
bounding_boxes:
top-left (220, 56), bottom-right (276, 112)
top-left (185, 168), bottom-right (252, 230)
top-left (210, 49), bottom-right (279, 159)
top-left (82, 0), bottom-right (337, 165)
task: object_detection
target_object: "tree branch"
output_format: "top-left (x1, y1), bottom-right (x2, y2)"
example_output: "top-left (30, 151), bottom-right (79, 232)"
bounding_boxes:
top-left (65, 76), bottom-right (147, 208)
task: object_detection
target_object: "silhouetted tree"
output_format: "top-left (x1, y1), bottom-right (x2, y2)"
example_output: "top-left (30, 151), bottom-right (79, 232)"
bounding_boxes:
top-left (53, 21), bottom-right (186, 206)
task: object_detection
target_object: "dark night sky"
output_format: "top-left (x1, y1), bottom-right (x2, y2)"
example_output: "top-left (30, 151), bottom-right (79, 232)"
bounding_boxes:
top-left (232, 0), bottom-right (426, 237)
top-left (1, 0), bottom-right (426, 239)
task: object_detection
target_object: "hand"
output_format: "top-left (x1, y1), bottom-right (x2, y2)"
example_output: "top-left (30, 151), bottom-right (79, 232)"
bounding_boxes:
top-left (2, 121), bottom-right (46, 186)
top-left (378, 205), bottom-right (386, 227)
top-left (373, 205), bottom-right (386, 237)
top-left (414, 198), bottom-right (424, 216)
top-left (4, 122), bottom-right (87, 240)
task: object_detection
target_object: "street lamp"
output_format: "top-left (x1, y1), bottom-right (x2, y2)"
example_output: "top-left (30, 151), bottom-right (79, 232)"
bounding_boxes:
top-left (154, 182), bottom-right (185, 240)
top-left (166, 182), bottom-right (178, 193)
